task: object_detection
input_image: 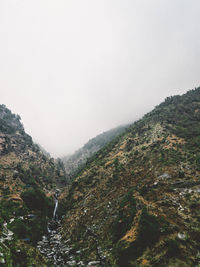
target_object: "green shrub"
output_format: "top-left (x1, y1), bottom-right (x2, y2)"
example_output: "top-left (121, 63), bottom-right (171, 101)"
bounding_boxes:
top-left (0, 200), bottom-right (22, 223)
top-left (134, 150), bottom-right (139, 156)
top-left (116, 206), bottom-right (161, 267)
top-left (137, 206), bottom-right (160, 247)
top-left (113, 189), bottom-right (136, 242)
top-left (178, 170), bottom-right (185, 178)
top-left (165, 239), bottom-right (180, 257)
top-left (21, 188), bottom-right (53, 216)
top-left (10, 219), bottom-right (29, 239)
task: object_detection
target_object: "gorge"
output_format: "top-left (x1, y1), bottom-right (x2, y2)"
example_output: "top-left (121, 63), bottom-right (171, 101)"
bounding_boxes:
top-left (1, 87), bottom-right (200, 266)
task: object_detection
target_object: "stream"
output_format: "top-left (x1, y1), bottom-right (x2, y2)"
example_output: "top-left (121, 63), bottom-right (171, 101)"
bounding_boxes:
top-left (37, 191), bottom-right (102, 266)
top-left (36, 191), bottom-right (84, 267)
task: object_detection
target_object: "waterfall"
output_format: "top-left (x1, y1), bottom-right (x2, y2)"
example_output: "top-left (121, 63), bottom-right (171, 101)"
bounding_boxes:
top-left (53, 191), bottom-right (59, 221)
top-left (37, 189), bottom-right (87, 265)
top-left (53, 199), bottom-right (58, 220)
top-left (38, 189), bottom-right (78, 266)
top-left (47, 191), bottom-right (59, 233)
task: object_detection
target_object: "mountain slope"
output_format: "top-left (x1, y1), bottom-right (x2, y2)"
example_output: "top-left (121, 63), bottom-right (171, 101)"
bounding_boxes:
top-left (0, 104), bottom-right (67, 265)
top-left (61, 87), bottom-right (200, 266)
top-left (0, 104), bottom-right (67, 191)
top-left (62, 125), bottom-right (128, 178)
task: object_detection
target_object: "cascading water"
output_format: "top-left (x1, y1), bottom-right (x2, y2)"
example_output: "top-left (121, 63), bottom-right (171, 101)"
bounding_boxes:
top-left (53, 191), bottom-right (58, 221)
top-left (37, 191), bottom-right (84, 266)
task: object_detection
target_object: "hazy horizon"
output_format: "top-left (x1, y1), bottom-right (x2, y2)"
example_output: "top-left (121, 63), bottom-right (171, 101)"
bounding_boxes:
top-left (1, 0), bottom-right (200, 157)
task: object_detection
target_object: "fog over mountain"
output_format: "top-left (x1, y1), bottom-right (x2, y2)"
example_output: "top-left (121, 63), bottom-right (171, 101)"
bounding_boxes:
top-left (0, 0), bottom-right (200, 157)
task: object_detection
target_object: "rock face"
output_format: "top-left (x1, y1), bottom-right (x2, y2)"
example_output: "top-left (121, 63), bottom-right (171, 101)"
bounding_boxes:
top-left (62, 125), bottom-right (128, 178)
top-left (61, 87), bottom-right (200, 266)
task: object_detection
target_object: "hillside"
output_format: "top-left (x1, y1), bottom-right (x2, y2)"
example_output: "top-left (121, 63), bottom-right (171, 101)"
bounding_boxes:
top-left (0, 104), bottom-right (67, 265)
top-left (61, 87), bottom-right (200, 266)
top-left (62, 125), bottom-right (128, 178)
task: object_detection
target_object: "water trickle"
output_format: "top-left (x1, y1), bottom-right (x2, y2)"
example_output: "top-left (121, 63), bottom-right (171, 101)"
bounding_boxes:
top-left (53, 199), bottom-right (58, 220)
top-left (37, 190), bottom-right (84, 266)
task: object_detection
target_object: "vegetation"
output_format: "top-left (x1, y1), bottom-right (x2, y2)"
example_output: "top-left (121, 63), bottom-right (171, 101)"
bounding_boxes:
top-left (21, 187), bottom-right (53, 216)
top-left (62, 87), bottom-right (200, 266)
top-left (2, 88), bottom-right (200, 265)
top-left (0, 104), bottom-right (67, 265)
top-left (62, 125), bottom-right (128, 178)
top-left (113, 189), bottom-right (136, 242)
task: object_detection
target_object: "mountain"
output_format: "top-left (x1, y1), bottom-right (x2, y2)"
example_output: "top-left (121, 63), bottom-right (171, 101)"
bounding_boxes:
top-left (0, 104), bottom-right (67, 265)
top-left (61, 87), bottom-right (200, 266)
top-left (1, 87), bottom-right (200, 266)
top-left (36, 143), bottom-right (51, 158)
top-left (62, 125), bottom-right (129, 178)
top-left (0, 104), bottom-right (67, 190)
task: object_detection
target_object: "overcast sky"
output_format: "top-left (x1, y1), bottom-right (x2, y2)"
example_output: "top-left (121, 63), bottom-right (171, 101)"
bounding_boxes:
top-left (0, 0), bottom-right (200, 157)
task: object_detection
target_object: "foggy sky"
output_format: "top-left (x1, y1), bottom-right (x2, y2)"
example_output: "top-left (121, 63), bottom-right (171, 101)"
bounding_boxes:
top-left (0, 0), bottom-right (200, 157)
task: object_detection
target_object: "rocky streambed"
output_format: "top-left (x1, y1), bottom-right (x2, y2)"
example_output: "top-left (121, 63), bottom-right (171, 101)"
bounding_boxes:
top-left (37, 191), bottom-right (102, 267)
top-left (37, 190), bottom-right (84, 266)
top-left (37, 220), bottom-right (84, 266)
top-left (37, 220), bottom-right (102, 266)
